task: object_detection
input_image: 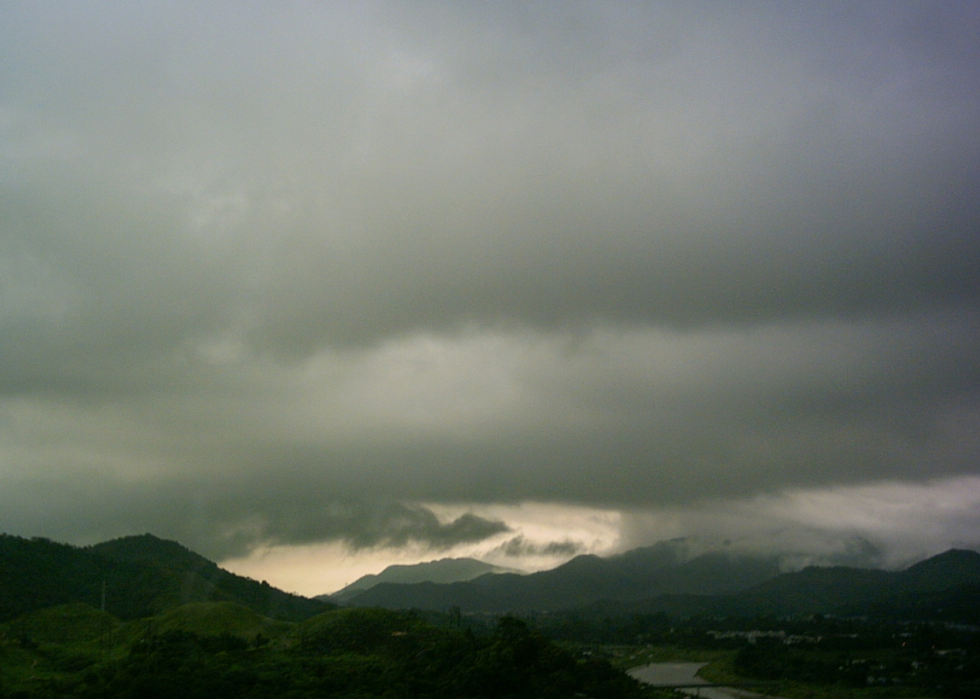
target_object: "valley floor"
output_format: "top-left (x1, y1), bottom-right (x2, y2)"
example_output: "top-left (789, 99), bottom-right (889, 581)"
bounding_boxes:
top-left (628, 661), bottom-right (789, 699)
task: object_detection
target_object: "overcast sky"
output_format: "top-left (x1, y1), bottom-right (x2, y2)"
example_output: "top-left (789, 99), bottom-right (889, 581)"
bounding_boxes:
top-left (1, 1), bottom-right (978, 595)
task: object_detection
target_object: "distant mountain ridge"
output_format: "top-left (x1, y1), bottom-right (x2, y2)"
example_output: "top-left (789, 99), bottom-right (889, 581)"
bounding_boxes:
top-left (340, 545), bottom-right (980, 621)
top-left (5, 531), bottom-right (978, 626)
top-left (343, 540), bottom-right (782, 612)
top-left (323, 557), bottom-right (522, 603)
top-left (0, 533), bottom-right (330, 623)
top-left (712, 548), bottom-right (980, 618)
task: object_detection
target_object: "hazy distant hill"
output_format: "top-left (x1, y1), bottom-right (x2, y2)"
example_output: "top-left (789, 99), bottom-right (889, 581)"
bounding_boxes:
top-left (898, 547), bottom-right (980, 591)
top-left (323, 557), bottom-right (521, 603)
top-left (7, 530), bottom-right (978, 627)
top-left (621, 548), bottom-right (980, 622)
top-left (341, 544), bottom-right (980, 620)
top-left (712, 548), bottom-right (980, 617)
top-left (723, 565), bottom-right (895, 615)
top-left (0, 533), bottom-right (331, 622)
top-left (343, 540), bottom-right (781, 612)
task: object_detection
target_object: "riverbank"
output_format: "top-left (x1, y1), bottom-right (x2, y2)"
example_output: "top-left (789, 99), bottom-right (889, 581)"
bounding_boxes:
top-left (628, 661), bottom-right (788, 699)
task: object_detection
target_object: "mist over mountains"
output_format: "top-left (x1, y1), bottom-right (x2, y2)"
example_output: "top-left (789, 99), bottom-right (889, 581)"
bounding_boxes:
top-left (329, 538), bottom-right (980, 622)
top-left (337, 541), bottom-right (782, 612)
top-left (3, 532), bottom-right (979, 626)
top-left (3, 531), bottom-right (978, 699)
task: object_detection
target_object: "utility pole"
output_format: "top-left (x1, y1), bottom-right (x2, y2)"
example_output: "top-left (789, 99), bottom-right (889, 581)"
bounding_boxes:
top-left (101, 577), bottom-right (109, 662)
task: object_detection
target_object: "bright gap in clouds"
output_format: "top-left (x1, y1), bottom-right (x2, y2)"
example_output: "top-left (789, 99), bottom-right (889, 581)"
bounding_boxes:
top-left (221, 476), bottom-right (980, 597)
top-left (222, 503), bottom-right (623, 596)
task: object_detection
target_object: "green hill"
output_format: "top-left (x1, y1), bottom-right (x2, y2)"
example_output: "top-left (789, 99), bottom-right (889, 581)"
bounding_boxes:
top-left (0, 603), bottom-right (119, 646)
top-left (0, 533), bottom-right (331, 623)
top-left (0, 536), bottom-right (106, 621)
top-left (119, 601), bottom-right (293, 645)
top-left (0, 604), bottom-right (650, 698)
top-left (88, 533), bottom-right (331, 621)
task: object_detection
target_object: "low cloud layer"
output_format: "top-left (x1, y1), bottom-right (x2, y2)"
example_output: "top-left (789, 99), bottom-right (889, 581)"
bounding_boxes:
top-left (1, 2), bottom-right (978, 566)
top-left (491, 535), bottom-right (585, 559)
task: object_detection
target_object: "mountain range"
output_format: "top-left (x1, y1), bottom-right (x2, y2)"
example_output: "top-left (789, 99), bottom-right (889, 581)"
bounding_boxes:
top-left (338, 544), bottom-right (980, 622)
top-left (3, 532), bottom-right (979, 625)
top-left (339, 541), bottom-right (781, 612)
top-left (322, 557), bottom-right (520, 603)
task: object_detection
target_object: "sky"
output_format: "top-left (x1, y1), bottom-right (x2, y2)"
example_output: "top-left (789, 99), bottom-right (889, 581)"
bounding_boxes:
top-left (1, 1), bottom-right (978, 596)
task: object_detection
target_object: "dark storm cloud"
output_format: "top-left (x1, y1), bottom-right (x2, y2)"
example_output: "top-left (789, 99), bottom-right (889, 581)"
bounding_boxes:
top-left (0, 466), bottom-right (509, 559)
top-left (341, 506), bottom-right (511, 551)
top-left (4, 1), bottom-right (978, 353)
top-left (0, 1), bottom-right (978, 557)
top-left (492, 535), bottom-right (585, 559)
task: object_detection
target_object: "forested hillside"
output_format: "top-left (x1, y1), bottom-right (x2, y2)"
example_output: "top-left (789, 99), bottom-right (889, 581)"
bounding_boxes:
top-left (0, 604), bottom-right (654, 698)
top-left (0, 534), bottom-right (329, 622)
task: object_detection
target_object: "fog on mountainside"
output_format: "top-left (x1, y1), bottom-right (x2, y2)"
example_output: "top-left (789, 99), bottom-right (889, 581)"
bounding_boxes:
top-left (341, 541), bottom-right (980, 620)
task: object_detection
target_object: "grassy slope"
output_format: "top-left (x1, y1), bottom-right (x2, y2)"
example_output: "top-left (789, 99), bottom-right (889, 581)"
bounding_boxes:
top-left (0, 601), bottom-right (293, 695)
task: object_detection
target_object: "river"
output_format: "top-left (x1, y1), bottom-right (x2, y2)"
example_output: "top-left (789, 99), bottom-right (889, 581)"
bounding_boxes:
top-left (627, 662), bottom-right (787, 699)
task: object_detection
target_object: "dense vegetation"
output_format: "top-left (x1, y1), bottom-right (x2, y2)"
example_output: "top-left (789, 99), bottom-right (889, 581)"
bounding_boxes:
top-left (0, 604), bottom-right (655, 698)
top-left (530, 611), bottom-right (980, 699)
top-left (0, 534), bottom-right (329, 623)
top-left (725, 624), bottom-right (980, 699)
top-left (4, 533), bottom-right (979, 697)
